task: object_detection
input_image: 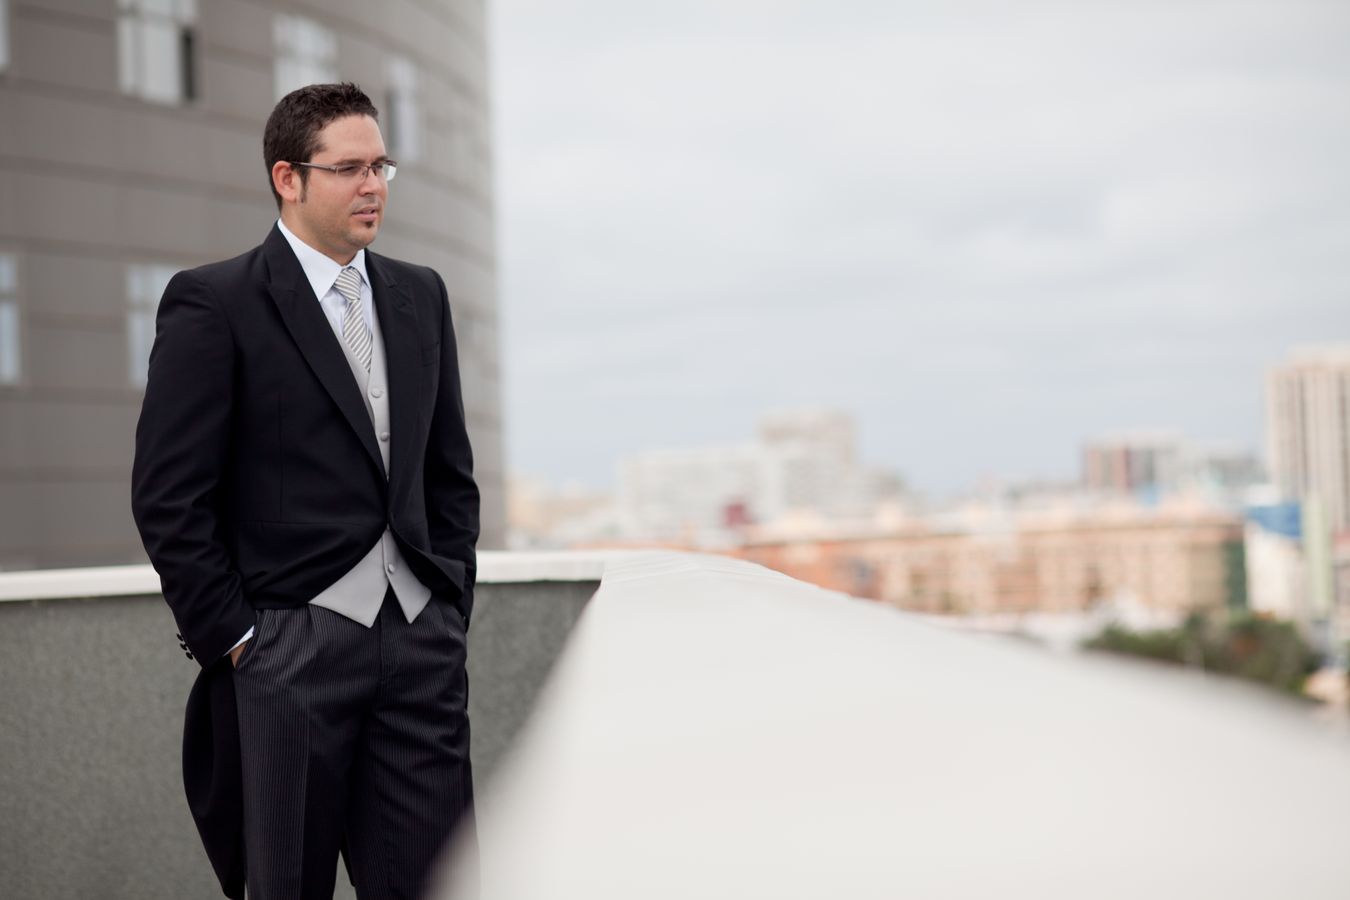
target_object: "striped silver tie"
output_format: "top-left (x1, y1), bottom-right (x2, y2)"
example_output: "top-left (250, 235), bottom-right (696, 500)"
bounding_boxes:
top-left (334, 266), bottom-right (372, 372)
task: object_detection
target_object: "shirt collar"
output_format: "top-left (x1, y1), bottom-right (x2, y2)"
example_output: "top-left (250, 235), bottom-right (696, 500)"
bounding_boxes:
top-left (276, 218), bottom-right (370, 303)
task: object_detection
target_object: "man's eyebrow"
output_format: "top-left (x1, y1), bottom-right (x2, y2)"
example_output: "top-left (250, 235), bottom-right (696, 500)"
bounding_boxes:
top-left (330, 156), bottom-right (391, 165)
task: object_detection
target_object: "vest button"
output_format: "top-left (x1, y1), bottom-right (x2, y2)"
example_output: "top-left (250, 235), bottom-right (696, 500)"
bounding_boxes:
top-left (379, 431), bottom-right (390, 442)
top-left (370, 386), bottom-right (384, 398)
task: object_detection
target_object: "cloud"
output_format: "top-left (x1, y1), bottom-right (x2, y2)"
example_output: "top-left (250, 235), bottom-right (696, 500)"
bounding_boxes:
top-left (493, 0), bottom-right (1350, 494)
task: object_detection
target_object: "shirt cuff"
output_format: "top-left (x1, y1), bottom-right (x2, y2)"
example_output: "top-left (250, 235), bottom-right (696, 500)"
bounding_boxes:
top-left (228, 627), bottom-right (255, 653)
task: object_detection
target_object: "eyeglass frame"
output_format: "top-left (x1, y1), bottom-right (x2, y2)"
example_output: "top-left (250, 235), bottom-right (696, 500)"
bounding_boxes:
top-left (288, 159), bottom-right (398, 183)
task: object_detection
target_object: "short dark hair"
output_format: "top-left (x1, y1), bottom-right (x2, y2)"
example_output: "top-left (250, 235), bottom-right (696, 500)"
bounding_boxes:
top-left (263, 82), bottom-right (379, 209)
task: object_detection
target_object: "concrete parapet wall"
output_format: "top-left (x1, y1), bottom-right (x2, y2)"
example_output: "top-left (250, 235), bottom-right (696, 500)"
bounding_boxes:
top-left (0, 556), bottom-right (601, 899)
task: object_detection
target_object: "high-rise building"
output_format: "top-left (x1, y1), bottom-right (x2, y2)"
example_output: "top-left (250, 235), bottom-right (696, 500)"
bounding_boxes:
top-left (1266, 345), bottom-right (1350, 650)
top-left (1267, 346), bottom-right (1350, 533)
top-left (0, 1), bottom-right (504, 568)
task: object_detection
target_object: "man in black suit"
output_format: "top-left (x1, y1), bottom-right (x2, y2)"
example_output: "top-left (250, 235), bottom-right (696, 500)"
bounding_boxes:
top-left (132, 82), bottom-right (479, 899)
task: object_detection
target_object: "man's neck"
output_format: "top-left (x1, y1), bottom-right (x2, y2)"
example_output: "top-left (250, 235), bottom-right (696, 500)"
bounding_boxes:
top-left (278, 213), bottom-right (356, 266)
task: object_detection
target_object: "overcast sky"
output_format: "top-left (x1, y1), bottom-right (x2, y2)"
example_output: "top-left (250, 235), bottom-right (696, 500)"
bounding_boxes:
top-left (489, 0), bottom-right (1350, 497)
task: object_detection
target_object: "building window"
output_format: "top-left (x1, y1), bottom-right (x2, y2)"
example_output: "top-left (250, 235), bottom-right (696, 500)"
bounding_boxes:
top-left (0, 255), bottom-right (18, 385)
top-left (0, 0), bottom-right (10, 73)
top-left (127, 264), bottom-right (176, 387)
top-left (118, 0), bottom-right (198, 105)
top-left (385, 56), bottom-right (422, 163)
top-left (274, 14), bottom-right (337, 100)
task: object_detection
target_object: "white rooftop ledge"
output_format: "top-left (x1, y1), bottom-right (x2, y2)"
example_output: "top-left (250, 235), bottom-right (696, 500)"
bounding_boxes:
top-left (0, 565), bottom-right (161, 602)
top-left (477, 549), bottom-right (628, 583)
top-left (0, 550), bottom-right (631, 603)
top-left (434, 553), bottom-right (1350, 900)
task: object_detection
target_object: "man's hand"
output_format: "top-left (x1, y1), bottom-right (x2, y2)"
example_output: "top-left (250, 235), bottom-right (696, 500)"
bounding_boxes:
top-left (230, 640), bottom-right (249, 668)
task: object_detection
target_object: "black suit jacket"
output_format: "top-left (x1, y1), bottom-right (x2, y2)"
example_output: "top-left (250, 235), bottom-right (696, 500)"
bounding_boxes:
top-left (131, 225), bottom-right (480, 897)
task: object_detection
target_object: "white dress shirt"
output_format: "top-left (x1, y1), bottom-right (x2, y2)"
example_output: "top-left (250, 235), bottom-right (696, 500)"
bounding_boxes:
top-left (276, 217), bottom-right (374, 337)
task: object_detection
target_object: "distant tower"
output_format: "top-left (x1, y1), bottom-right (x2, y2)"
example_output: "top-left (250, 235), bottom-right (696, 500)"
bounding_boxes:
top-left (0, 0), bottom-right (504, 567)
top-left (1266, 345), bottom-right (1350, 651)
top-left (1266, 346), bottom-right (1350, 533)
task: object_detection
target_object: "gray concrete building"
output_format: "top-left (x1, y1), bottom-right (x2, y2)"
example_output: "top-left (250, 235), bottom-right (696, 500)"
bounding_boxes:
top-left (0, 0), bottom-right (505, 568)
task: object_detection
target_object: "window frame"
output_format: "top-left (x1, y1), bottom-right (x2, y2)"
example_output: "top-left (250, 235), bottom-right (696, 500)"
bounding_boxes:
top-left (273, 13), bottom-right (338, 100)
top-left (385, 55), bottom-right (422, 164)
top-left (0, 0), bottom-right (10, 74)
top-left (126, 263), bottom-right (177, 388)
top-left (117, 0), bottom-right (199, 106)
top-left (0, 253), bottom-right (19, 387)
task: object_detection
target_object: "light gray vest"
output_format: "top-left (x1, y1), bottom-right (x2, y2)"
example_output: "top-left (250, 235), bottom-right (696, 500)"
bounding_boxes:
top-left (309, 299), bottom-right (431, 626)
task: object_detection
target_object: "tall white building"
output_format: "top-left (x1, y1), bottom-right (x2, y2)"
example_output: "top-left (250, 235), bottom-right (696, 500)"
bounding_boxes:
top-left (1265, 345), bottom-right (1350, 651)
top-left (617, 442), bottom-right (765, 544)
top-left (1267, 346), bottom-right (1350, 533)
top-left (616, 409), bottom-right (904, 545)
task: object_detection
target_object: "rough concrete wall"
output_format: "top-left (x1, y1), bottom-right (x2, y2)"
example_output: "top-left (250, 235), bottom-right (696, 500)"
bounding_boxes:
top-left (0, 579), bottom-right (596, 899)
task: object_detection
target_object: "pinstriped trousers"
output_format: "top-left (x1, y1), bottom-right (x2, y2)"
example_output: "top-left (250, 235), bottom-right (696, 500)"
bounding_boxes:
top-left (232, 590), bottom-right (476, 899)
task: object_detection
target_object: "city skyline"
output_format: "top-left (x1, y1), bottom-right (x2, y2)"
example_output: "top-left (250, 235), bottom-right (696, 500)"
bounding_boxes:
top-left (492, 0), bottom-right (1350, 496)
top-left (511, 401), bottom-right (1267, 500)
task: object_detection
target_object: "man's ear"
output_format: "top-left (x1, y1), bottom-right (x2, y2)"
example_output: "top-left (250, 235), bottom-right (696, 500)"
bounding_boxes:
top-left (272, 161), bottom-right (304, 205)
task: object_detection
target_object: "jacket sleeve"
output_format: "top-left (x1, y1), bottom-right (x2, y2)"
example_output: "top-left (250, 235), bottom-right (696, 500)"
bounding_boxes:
top-left (131, 269), bottom-right (254, 666)
top-left (423, 270), bottom-right (481, 625)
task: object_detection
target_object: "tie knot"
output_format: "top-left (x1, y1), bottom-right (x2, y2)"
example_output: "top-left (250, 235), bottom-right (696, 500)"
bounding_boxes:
top-left (334, 267), bottom-right (362, 304)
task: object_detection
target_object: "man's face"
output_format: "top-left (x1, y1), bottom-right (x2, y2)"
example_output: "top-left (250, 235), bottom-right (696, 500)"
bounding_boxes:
top-left (283, 114), bottom-right (389, 264)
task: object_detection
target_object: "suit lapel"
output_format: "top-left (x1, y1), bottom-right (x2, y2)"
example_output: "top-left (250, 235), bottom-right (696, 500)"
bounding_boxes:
top-left (367, 251), bottom-right (422, 492)
top-left (262, 227), bottom-right (385, 476)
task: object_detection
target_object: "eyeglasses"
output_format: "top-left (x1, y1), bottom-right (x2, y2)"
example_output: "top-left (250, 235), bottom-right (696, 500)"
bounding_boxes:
top-left (290, 160), bottom-right (398, 183)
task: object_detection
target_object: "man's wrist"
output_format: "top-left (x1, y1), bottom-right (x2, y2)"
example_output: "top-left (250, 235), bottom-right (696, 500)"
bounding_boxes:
top-left (228, 626), bottom-right (255, 653)
top-left (227, 625), bottom-right (254, 667)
